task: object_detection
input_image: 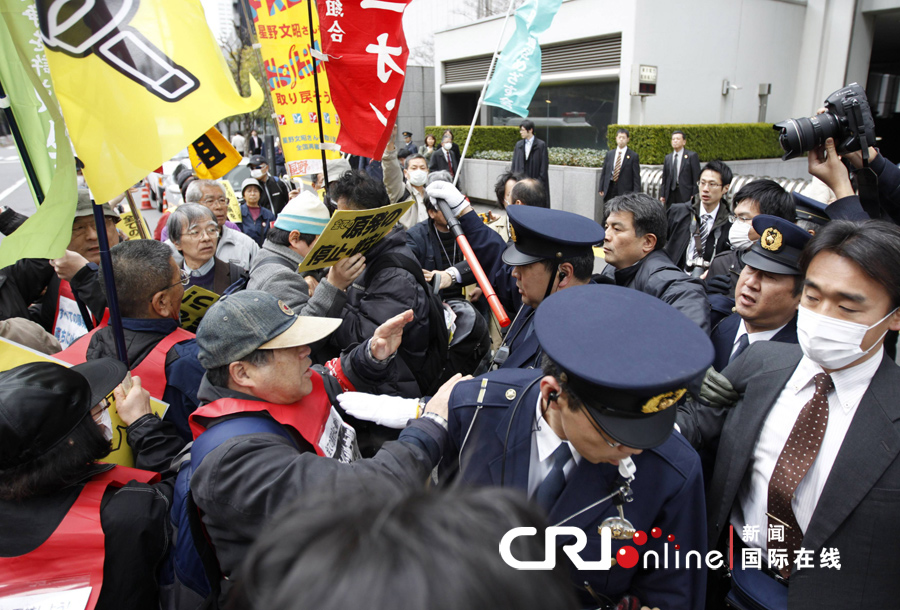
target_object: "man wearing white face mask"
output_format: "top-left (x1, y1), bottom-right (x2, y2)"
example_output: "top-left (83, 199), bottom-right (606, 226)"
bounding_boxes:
top-left (383, 125), bottom-right (428, 229)
top-left (678, 219), bottom-right (900, 608)
top-left (705, 179), bottom-right (796, 302)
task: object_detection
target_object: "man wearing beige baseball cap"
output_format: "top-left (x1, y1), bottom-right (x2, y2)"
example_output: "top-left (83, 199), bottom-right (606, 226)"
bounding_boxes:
top-left (178, 290), bottom-right (461, 603)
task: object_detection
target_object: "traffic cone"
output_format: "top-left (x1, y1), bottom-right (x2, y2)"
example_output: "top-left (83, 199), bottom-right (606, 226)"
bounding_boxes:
top-left (140, 183), bottom-right (152, 210)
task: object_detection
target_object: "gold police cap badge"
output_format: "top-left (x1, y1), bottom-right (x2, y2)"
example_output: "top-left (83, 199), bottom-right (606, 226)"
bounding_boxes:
top-left (509, 223), bottom-right (517, 243)
top-left (641, 389), bottom-right (687, 414)
top-left (760, 227), bottom-right (783, 252)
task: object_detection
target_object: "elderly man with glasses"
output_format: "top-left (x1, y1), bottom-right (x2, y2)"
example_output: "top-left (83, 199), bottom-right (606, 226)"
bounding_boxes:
top-left (167, 204), bottom-right (247, 296)
top-left (57, 240), bottom-right (207, 441)
top-left (163, 180), bottom-right (259, 271)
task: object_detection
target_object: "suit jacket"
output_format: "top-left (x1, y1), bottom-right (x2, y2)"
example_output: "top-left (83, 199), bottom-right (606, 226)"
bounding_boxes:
top-left (511, 137), bottom-right (550, 202)
top-left (660, 149), bottom-right (701, 203)
top-left (429, 147), bottom-right (460, 177)
top-left (445, 369), bottom-right (707, 610)
top-left (664, 199), bottom-right (732, 269)
top-left (710, 312), bottom-right (798, 371)
top-left (599, 147), bottom-right (641, 195)
top-left (678, 343), bottom-right (900, 608)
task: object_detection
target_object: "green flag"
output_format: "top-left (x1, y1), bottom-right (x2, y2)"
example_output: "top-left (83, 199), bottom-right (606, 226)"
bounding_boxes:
top-left (0, 2), bottom-right (76, 268)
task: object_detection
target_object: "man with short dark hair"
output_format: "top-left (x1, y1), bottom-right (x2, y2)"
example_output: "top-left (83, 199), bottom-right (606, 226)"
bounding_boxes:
top-left (665, 159), bottom-right (734, 273)
top-left (326, 171), bottom-right (433, 397)
top-left (678, 219), bottom-right (900, 608)
top-left (383, 125), bottom-right (429, 228)
top-left (511, 119), bottom-right (550, 206)
top-left (509, 178), bottom-right (548, 208)
top-left (55, 240), bottom-right (206, 441)
top-left (599, 128), bottom-right (641, 206)
top-left (660, 130), bottom-right (701, 205)
top-left (602, 192), bottom-right (710, 333)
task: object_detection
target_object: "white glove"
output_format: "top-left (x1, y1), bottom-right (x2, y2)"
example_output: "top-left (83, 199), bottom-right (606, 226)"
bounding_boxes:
top-left (425, 181), bottom-right (468, 217)
top-left (336, 392), bottom-right (421, 429)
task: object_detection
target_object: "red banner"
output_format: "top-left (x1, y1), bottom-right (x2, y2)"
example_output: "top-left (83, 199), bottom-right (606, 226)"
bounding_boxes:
top-left (317, 0), bottom-right (414, 160)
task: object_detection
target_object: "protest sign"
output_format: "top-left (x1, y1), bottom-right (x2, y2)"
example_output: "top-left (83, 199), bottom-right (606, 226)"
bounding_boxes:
top-left (116, 204), bottom-right (152, 240)
top-left (180, 286), bottom-right (220, 333)
top-left (0, 338), bottom-right (168, 468)
top-left (317, 0), bottom-right (414, 159)
top-left (248, 0), bottom-right (341, 176)
top-left (297, 200), bottom-right (413, 273)
top-left (189, 127), bottom-right (242, 180)
top-left (219, 179), bottom-right (243, 224)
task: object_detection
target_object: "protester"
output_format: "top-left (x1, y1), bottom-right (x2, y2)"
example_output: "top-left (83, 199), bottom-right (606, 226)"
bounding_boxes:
top-left (383, 125), bottom-right (428, 228)
top-left (0, 359), bottom-right (183, 610)
top-left (231, 483), bottom-right (578, 610)
top-left (167, 204), bottom-right (247, 294)
top-left (248, 154), bottom-right (291, 215)
top-left (55, 240), bottom-right (206, 441)
top-left (239, 178), bottom-right (276, 247)
top-left (248, 192), bottom-right (363, 315)
top-left (0, 189), bottom-right (113, 347)
top-left (602, 192), bottom-right (710, 333)
top-left (180, 291), bottom-right (460, 601)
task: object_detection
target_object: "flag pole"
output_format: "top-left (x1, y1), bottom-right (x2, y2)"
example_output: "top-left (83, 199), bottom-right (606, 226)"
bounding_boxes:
top-left (0, 77), bottom-right (46, 205)
top-left (305, 0), bottom-right (330, 186)
top-left (91, 199), bottom-right (129, 366)
top-left (453, 0), bottom-right (518, 188)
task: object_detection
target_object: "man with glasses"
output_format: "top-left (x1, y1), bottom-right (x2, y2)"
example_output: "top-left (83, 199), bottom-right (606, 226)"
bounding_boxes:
top-left (665, 160), bottom-right (734, 274)
top-left (164, 180), bottom-right (258, 271)
top-left (167, 204), bottom-right (247, 295)
top-left (57, 240), bottom-right (206, 441)
top-left (248, 154), bottom-right (291, 215)
top-left (443, 284), bottom-right (712, 609)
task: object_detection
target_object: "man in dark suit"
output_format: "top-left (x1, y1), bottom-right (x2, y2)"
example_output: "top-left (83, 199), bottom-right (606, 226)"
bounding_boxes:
top-left (511, 120), bottom-right (550, 206)
top-left (660, 130), bottom-right (701, 205)
top-left (678, 219), bottom-right (900, 608)
top-left (599, 128), bottom-right (641, 206)
top-left (709, 216), bottom-right (809, 372)
top-left (445, 284), bottom-right (713, 609)
top-left (429, 133), bottom-right (460, 178)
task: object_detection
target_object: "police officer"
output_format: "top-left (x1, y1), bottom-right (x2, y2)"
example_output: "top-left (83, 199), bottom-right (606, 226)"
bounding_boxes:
top-left (444, 284), bottom-right (713, 609)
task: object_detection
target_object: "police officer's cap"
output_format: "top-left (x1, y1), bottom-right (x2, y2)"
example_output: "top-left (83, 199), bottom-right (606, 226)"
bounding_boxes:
top-left (535, 285), bottom-right (713, 449)
top-left (743, 214), bottom-right (811, 276)
top-left (402, 131), bottom-right (413, 137)
top-left (791, 192), bottom-right (830, 227)
top-left (502, 206), bottom-right (604, 266)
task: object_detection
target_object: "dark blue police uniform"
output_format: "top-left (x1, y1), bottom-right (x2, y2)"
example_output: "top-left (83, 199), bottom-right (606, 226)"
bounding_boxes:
top-left (444, 285), bottom-right (713, 609)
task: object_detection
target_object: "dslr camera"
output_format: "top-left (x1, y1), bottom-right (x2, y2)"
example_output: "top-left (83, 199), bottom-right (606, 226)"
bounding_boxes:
top-left (773, 83), bottom-right (876, 160)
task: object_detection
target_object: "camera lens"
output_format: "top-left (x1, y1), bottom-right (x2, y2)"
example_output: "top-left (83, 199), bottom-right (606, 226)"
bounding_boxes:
top-left (773, 113), bottom-right (841, 160)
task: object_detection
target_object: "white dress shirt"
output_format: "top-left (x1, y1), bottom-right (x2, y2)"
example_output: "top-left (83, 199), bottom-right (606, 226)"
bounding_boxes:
top-left (731, 319), bottom-right (789, 359)
top-left (685, 202), bottom-right (719, 264)
top-left (527, 394), bottom-right (582, 498)
top-left (732, 349), bottom-right (884, 550)
top-left (524, 136), bottom-right (534, 160)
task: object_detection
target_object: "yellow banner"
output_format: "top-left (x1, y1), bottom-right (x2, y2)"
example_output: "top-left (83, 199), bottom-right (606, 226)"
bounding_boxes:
top-left (251, 0), bottom-right (341, 176)
top-left (189, 127), bottom-right (242, 180)
top-left (116, 205), bottom-right (152, 240)
top-left (220, 180), bottom-right (243, 224)
top-left (40, 0), bottom-right (264, 205)
top-left (180, 286), bottom-right (220, 333)
top-left (297, 200), bottom-right (413, 272)
top-left (0, 338), bottom-right (168, 468)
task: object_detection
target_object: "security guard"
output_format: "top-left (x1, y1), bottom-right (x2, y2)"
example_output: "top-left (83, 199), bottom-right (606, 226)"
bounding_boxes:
top-left (444, 284), bottom-right (713, 609)
top-left (486, 205), bottom-right (604, 371)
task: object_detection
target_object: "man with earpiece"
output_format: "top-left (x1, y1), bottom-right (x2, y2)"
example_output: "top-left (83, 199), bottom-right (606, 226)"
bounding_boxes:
top-left (441, 284), bottom-right (713, 609)
top-left (425, 180), bottom-right (604, 371)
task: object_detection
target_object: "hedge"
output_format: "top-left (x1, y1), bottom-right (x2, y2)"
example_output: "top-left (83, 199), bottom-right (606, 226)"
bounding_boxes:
top-left (425, 126), bottom-right (520, 155)
top-left (607, 123), bottom-right (784, 164)
top-left (472, 148), bottom-right (606, 168)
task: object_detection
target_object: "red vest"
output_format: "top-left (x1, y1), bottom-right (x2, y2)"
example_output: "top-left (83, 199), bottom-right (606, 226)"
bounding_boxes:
top-left (0, 466), bottom-right (158, 609)
top-left (56, 326), bottom-right (195, 401)
top-left (189, 371), bottom-right (358, 461)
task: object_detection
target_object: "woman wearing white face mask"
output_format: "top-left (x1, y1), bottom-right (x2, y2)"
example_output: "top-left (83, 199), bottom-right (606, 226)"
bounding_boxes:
top-left (704, 179), bottom-right (796, 301)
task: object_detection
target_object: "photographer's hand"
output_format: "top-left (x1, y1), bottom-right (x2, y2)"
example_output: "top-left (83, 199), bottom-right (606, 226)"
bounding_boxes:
top-left (808, 137), bottom-right (855, 200)
top-left (842, 146), bottom-right (879, 170)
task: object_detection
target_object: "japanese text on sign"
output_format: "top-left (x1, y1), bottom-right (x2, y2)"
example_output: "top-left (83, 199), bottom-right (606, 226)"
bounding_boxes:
top-left (180, 286), bottom-right (220, 333)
